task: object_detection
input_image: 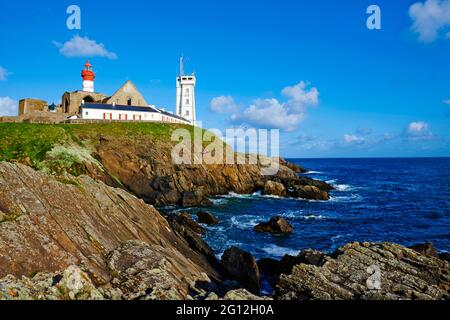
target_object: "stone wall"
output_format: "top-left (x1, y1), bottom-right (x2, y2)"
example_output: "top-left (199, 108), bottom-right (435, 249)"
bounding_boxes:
top-left (62, 91), bottom-right (108, 114)
top-left (18, 99), bottom-right (48, 115)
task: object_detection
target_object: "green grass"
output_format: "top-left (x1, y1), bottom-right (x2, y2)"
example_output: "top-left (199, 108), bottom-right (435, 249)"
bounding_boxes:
top-left (0, 122), bottom-right (196, 164)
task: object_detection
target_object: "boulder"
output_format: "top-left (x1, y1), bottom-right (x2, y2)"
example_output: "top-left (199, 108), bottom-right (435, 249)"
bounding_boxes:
top-left (181, 191), bottom-right (213, 207)
top-left (262, 181), bottom-right (286, 197)
top-left (221, 247), bottom-right (260, 293)
top-left (196, 211), bottom-right (219, 225)
top-left (289, 185), bottom-right (330, 201)
top-left (276, 242), bottom-right (450, 300)
top-left (409, 242), bottom-right (438, 258)
top-left (254, 216), bottom-right (293, 234)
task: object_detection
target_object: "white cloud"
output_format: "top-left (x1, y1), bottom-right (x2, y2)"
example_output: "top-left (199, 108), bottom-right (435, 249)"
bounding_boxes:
top-left (0, 66), bottom-right (11, 81)
top-left (406, 121), bottom-right (433, 141)
top-left (343, 134), bottom-right (365, 145)
top-left (54, 35), bottom-right (118, 59)
top-left (409, 0), bottom-right (450, 42)
top-left (210, 96), bottom-right (239, 113)
top-left (230, 81), bottom-right (319, 131)
top-left (0, 97), bottom-right (18, 116)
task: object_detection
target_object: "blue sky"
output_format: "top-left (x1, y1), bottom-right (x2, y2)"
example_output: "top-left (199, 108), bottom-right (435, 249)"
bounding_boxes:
top-left (0, 0), bottom-right (449, 158)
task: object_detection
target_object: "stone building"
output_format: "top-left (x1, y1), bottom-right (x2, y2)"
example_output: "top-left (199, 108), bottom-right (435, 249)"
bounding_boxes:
top-left (18, 99), bottom-right (49, 115)
top-left (61, 91), bottom-right (108, 115)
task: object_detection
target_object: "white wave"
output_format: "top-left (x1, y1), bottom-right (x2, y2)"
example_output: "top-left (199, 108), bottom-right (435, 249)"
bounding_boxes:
top-left (326, 179), bottom-right (337, 184)
top-left (305, 171), bottom-right (324, 174)
top-left (329, 194), bottom-right (363, 203)
top-left (230, 216), bottom-right (259, 229)
top-left (210, 198), bottom-right (229, 205)
top-left (300, 214), bottom-right (329, 220)
top-left (262, 244), bottom-right (299, 258)
top-left (334, 184), bottom-right (352, 192)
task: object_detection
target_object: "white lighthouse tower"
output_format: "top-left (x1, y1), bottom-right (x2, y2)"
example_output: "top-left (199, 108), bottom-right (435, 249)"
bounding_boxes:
top-left (176, 55), bottom-right (196, 124)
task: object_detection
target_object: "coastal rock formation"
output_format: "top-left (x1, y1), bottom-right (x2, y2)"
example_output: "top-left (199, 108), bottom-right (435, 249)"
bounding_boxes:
top-left (93, 135), bottom-right (332, 206)
top-left (107, 240), bottom-right (212, 300)
top-left (221, 247), bottom-right (260, 293)
top-left (409, 242), bottom-right (438, 258)
top-left (275, 242), bottom-right (450, 300)
top-left (262, 181), bottom-right (286, 197)
top-left (0, 162), bottom-right (219, 296)
top-left (196, 211), bottom-right (219, 225)
top-left (254, 216), bottom-right (293, 234)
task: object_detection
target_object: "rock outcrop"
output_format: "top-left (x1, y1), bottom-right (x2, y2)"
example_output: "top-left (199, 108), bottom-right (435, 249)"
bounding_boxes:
top-left (196, 211), bottom-right (219, 225)
top-left (262, 181), bottom-right (286, 197)
top-left (221, 247), bottom-right (260, 293)
top-left (0, 162), bottom-right (219, 298)
top-left (275, 242), bottom-right (450, 300)
top-left (93, 136), bottom-right (332, 206)
top-left (254, 216), bottom-right (293, 234)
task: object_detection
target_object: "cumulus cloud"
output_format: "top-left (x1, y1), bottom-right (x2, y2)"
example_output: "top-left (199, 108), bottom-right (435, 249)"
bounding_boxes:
top-left (54, 35), bottom-right (118, 59)
top-left (0, 66), bottom-right (11, 81)
top-left (229, 81), bottom-right (319, 131)
top-left (405, 121), bottom-right (434, 141)
top-left (0, 97), bottom-right (18, 116)
top-left (409, 0), bottom-right (450, 42)
top-left (210, 96), bottom-right (239, 113)
top-left (343, 134), bottom-right (365, 145)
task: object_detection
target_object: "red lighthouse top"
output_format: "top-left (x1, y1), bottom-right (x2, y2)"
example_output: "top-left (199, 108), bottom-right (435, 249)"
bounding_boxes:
top-left (81, 60), bottom-right (95, 81)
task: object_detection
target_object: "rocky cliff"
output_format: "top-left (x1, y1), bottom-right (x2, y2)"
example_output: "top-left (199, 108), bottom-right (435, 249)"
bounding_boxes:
top-left (0, 162), bottom-right (219, 299)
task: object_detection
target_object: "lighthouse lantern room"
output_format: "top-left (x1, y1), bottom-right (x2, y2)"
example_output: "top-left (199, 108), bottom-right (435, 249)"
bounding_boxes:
top-left (81, 60), bottom-right (95, 93)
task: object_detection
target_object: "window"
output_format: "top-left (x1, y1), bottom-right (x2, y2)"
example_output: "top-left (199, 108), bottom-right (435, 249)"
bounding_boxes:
top-left (185, 88), bottom-right (190, 97)
top-left (185, 110), bottom-right (190, 116)
top-left (119, 114), bottom-right (128, 120)
top-left (103, 113), bottom-right (112, 120)
top-left (186, 99), bottom-right (190, 105)
top-left (127, 98), bottom-right (132, 106)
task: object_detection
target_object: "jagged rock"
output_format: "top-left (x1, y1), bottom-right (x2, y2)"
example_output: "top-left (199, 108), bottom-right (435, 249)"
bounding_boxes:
top-left (196, 211), bottom-right (219, 225)
top-left (223, 289), bottom-right (272, 300)
top-left (254, 216), bottom-right (293, 234)
top-left (107, 240), bottom-right (211, 300)
top-left (262, 181), bottom-right (286, 197)
top-left (0, 266), bottom-right (103, 300)
top-left (409, 242), bottom-right (438, 258)
top-left (181, 191), bottom-right (213, 207)
top-left (258, 249), bottom-right (326, 287)
top-left (221, 247), bottom-right (260, 293)
top-left (166, 214), bottom-right (219, 268)
top-left (0, 162), bottom-right (219, 288)
top-left (288, 185), bottom-right (330, 201)
top-left (276, 242), bottom-right (450, 300)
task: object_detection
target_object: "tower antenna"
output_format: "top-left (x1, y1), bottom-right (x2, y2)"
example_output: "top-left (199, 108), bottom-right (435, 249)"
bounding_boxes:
top-left (180, 54), bottom-right (184, 76)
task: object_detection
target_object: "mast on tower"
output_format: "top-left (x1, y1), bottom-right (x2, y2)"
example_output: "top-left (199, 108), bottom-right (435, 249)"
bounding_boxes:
top-left (180, 54), bottom-right (184, 76)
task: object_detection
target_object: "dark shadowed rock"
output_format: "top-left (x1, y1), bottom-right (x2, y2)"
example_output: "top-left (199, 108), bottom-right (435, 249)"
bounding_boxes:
top-left (181, 191), bottom-right (213, 207)
top-left (254, 216), bottom-right (293, 234)
top-left (196, 211), bottom-right (219, 225)
top-left (409, 242), bottom-right (438, 258)
top-left (439, 252), bottom-right (450, 262)
top-left (165, 214), bottom-right (219, 268)
top-left (288, 185), bottom-right (330, 201)
top-left (276, 242), bottom-right (450, 300)
top-left (262, 181), bottom-right (286, 197)
top-left (221, 247), bottom-right (260, 293)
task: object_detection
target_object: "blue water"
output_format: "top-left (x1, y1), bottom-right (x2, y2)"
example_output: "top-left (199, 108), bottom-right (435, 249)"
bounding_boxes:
top-left (174, 158), bottom-right (450, 259)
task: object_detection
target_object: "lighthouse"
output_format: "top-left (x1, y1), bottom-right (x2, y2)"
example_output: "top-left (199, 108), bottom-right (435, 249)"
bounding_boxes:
top-left (81, 60), bottom-right (95, 93)
top-left (176, 55), bottom-right (196, 124)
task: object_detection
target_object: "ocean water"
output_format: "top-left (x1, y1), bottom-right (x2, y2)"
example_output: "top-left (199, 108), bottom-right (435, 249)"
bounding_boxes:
top-left (171, 158), bottom-right (450, 260)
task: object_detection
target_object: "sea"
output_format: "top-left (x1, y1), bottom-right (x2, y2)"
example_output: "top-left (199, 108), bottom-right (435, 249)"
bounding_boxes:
top-left (166, 158), bottom-right (450, 260)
